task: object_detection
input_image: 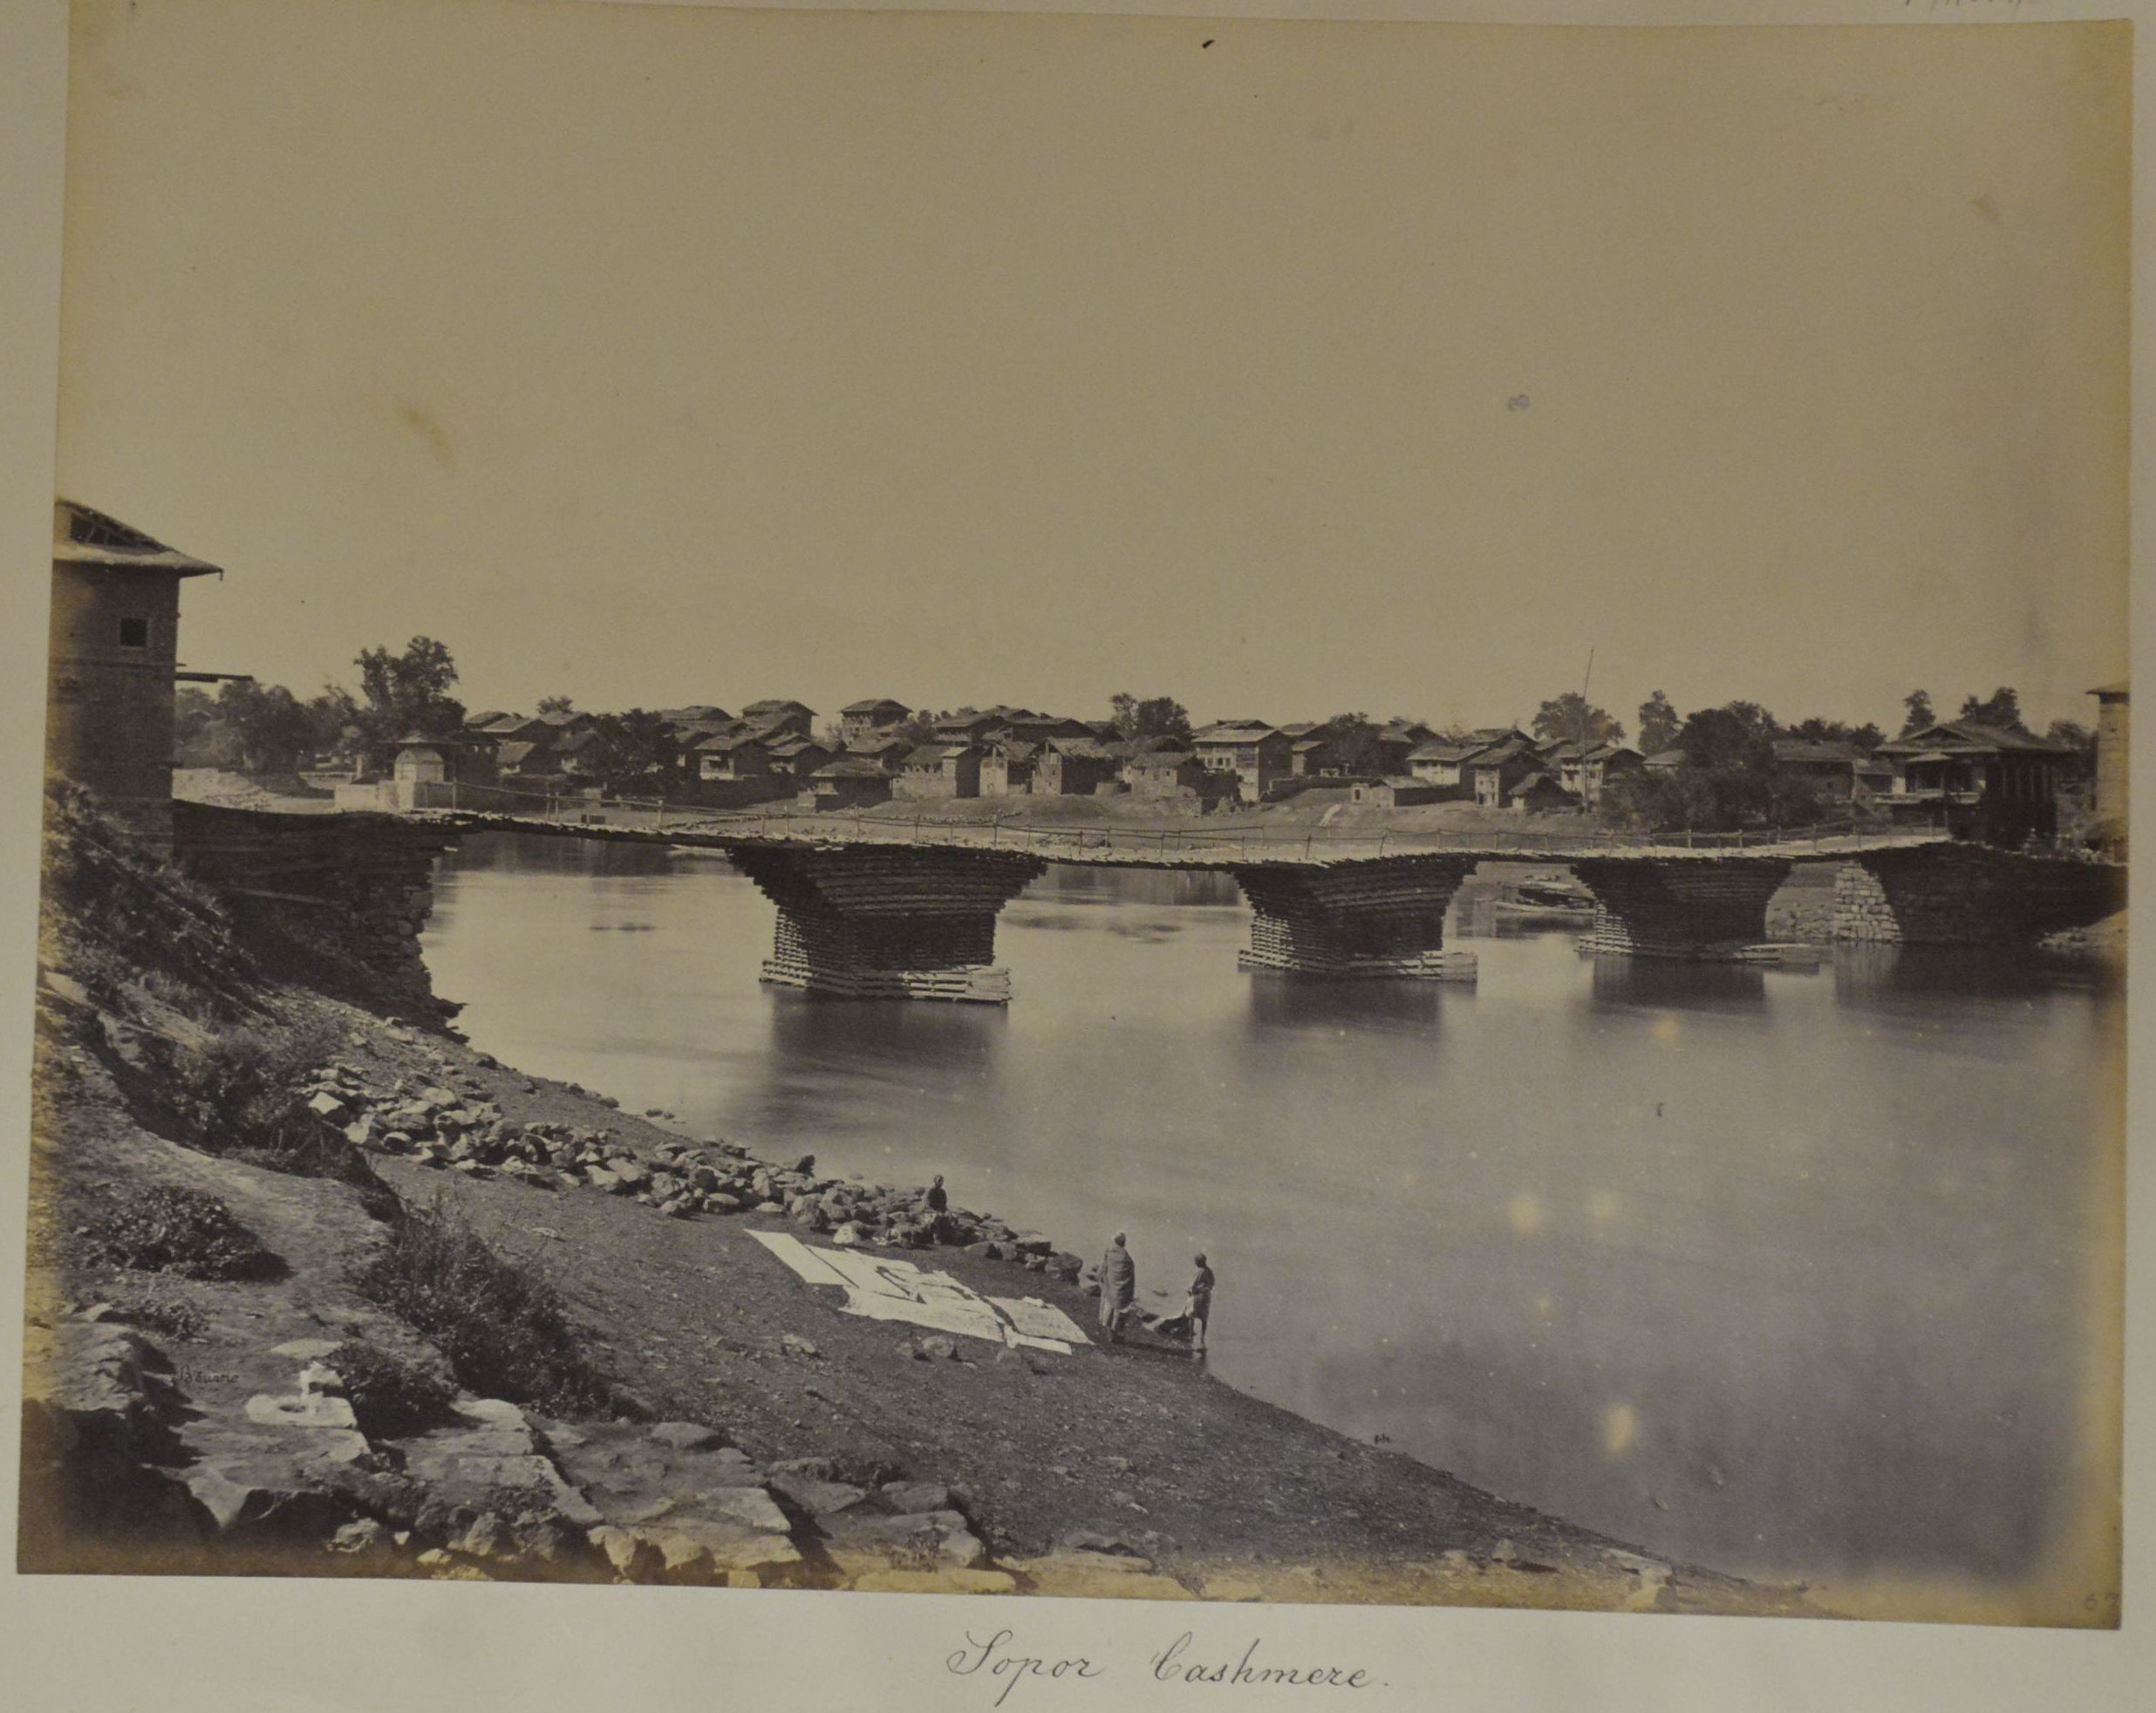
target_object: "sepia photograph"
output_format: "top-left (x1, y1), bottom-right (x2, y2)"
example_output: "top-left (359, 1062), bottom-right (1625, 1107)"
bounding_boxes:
top-left (14, 0), bottom-right (2134, 1657)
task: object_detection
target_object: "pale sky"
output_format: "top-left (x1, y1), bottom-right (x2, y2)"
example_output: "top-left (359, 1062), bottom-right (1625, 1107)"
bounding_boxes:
top-left (55, 0), bottom-right (2129, 736)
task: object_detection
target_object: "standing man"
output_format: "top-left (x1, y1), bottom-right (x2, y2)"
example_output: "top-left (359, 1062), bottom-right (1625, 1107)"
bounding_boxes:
top-left (924, 1174), bottom-right (951, 1242)
top-left (1098, 1232), bottom-right (1136, 1344)
top-left (1185, 1252), bottom-right (1216, 1358)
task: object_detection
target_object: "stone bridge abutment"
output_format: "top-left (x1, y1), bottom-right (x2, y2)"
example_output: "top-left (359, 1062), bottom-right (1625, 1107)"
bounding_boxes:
top-left (1833, 847), bottom-right (2125, 945)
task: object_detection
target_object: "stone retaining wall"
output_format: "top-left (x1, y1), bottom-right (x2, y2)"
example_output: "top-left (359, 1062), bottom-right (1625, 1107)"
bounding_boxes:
top-left (170, 802), bottom-right (458, 1018)
top-left (1834, 847), bottom-right (2126, 944)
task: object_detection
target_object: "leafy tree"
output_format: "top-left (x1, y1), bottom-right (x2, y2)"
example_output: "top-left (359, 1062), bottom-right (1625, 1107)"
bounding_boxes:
top-left (1109, 693), bottom-right (1193, 745)
top-left (1601, 700), bottom-right (1825, 832)
top-left (2047, 718), bottom-right (2095, 753)
top-left (174, 679), bottom-right (361, 773)
top-left (306, 686), bottom-right (365, 761)
top-left (1900, 689), bottom-right (1935, 736)
top-left (1532, 693), bottom-right (1623, 749)
top-left (1957, 686), bottom-right (2025, 731)
top-left (1314, 713), bottom-right (1382, 774)
top-left (1787, 717), bottom-right (1886, 751)
top-left (1675, 700), bottom-right (1779, 772)
top-left (212, 679), bottom-right (317, 774)
top-left (1636, 691), bottom-right (1680, 756)
top-left (583, 711), bottom-right (679, 795)
top-left (536, 694), bottom-right (577, 716)
top-left (354, 637), bottom-right (465, 751)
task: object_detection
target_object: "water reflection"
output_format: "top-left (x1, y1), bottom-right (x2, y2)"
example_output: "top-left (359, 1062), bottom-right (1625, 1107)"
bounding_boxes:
top-left (1245, 974), bottom-right (1449, 1034)
top-left (1586, 955), bottom-right (1769, 1014)
top-left (1833, 942), bottom-right (2118, 1007)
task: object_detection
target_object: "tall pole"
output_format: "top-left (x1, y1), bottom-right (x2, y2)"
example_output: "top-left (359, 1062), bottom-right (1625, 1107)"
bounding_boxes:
top-left (1577, 646), bottom-right (1596, 810)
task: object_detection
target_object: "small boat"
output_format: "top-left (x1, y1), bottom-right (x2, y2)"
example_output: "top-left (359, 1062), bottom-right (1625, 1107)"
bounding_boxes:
top-left (1493, 872), bottom-right (1597, 918)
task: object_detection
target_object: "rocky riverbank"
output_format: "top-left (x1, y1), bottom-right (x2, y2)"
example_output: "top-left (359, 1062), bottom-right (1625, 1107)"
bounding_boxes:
top-left (20, 790), bottom-right (1817, 1614)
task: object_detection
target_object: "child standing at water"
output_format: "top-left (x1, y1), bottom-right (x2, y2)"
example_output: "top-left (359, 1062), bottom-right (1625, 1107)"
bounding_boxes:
top-left (1185, 1253), bottom-right (1215, 1358)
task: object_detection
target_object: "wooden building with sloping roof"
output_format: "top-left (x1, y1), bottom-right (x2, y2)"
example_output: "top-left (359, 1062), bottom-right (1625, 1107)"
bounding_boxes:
top-left (47, 500), bottom-right (224, 845)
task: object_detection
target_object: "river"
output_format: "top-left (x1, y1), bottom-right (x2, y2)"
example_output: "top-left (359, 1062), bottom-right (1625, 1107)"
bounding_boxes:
top-left (418, 832), bottom-right (2122, 1589)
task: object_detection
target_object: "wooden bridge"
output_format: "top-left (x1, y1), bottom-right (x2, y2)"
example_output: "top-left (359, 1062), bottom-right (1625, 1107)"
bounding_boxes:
top-left (398, 807), bottom-right (2122, 1004)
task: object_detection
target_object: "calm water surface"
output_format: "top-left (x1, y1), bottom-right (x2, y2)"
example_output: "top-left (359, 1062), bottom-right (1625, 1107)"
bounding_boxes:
top-left (420, 834), bottom-right (2120, 1584)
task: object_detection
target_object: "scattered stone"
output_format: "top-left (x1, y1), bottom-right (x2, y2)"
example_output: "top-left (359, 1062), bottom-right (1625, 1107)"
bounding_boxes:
top-left (447, 1512), bottom-right (514, 1560)
top-left (770, 1472), bottom-right (870, 1518)
top-left (918, 1335), bottom-right (958, 1362)
top-left (589, 1525), bottom-right (663, 1581)
top-left (328, 1518), bottom-right (393, 1559)
top-left (780, 1334), bottom-right (821, 1359)
top-left (648, 1422), bottom-right (727, 1452)
top-left (880, 1482), bottom-right (953, 1516)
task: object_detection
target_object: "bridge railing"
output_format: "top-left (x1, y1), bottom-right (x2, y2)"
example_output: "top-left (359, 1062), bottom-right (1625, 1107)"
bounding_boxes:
top-left (617, 807), bottom-right (1941, 862)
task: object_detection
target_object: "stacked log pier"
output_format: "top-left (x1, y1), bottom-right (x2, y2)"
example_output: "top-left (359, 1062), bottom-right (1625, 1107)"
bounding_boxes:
top-left (1571, 857), bottom-right (1792, 959)
top-left (1231, 856), bottom-right (1477, 981)
top-left (725, 842), bottom-right (1047, 1004)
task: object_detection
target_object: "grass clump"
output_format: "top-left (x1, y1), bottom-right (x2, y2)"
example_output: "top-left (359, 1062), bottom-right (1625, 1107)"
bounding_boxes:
top-left (330, 1336), bottom-right (459, 1439)
top-left (39, 780), bottom-right (254, 1020)
top-left (139, 1024), bottom-right (350, 1178)
top-left (357, 1198), bottom-right (628, 1418)
top-left (78, 1183), bottom-right (283, 1281)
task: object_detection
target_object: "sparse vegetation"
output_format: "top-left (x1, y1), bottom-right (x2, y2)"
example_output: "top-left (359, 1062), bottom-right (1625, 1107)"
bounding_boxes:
top-left (329, 1335), bottom-right (459, 1438)
top-left (358, 1198), bottom-right (631, 1417)
top-left (39, 780), bottom-right (254, 1019)
top-left (77, 1183), bottom-right (283, 1281)
top-left (136, 1025), bottom-right (349, 1178)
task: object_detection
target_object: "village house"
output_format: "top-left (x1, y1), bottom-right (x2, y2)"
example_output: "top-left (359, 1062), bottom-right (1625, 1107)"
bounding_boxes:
top-left (1544, 740), bottom-right (1645, 807)
top-left (391, 733), bottom-right (497, 791)
top-left (1289, 735), bottom-right (1337, 780)
top-left (1348, 777), bottom-right (1448, 808)
top-left (1508, 769), bottom-right (1579, 813)
top-left (931, 710), bottom-right (1004, 743)
top-left (845, 732), bottom-right (914, 774)
top-left (1404, 740), bottom-right (1479, 796)
top-left (978, 738), bottom-right (1039, 797)
top-left (1875, 720), bottom-right (2077, 844)
top-left (1191, 720), bottom-right (1293, 803)
top-left (740, 699), bottom-right (816, 740)
top-left (1127, 749), bottom-right (1207, 802)
top-left (491, 738), bottom-right (554, 781)
top-left (47, 500), bottom-right (225, 845)
top-left (477, 713), bottom-right (552, 747)
top-left (1771, 739), bottom-right (1894, 804)
top-left (763, 736), bottom-right (832, 779)
top-left (660, 704), bottom-right (733, 727)
top-left (695, 729), bottom-right (774, 781)
top-left (893, 741), bottom-right (982, 799)
top-left (798, 753), bottom-right (894, 812)
top-left (838, 698), bottom-right (911, 744)
top-left (1465, 735), bottom-right (1543, 809)
top-left (1033, 734), bottom-right (1119, 797)
top-left (1005, 713), bottom-right (1098, 745)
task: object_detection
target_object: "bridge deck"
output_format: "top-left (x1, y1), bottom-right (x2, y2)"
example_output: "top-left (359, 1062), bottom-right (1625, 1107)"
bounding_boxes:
top-left (413, 808), bottom-right (1958, 870)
